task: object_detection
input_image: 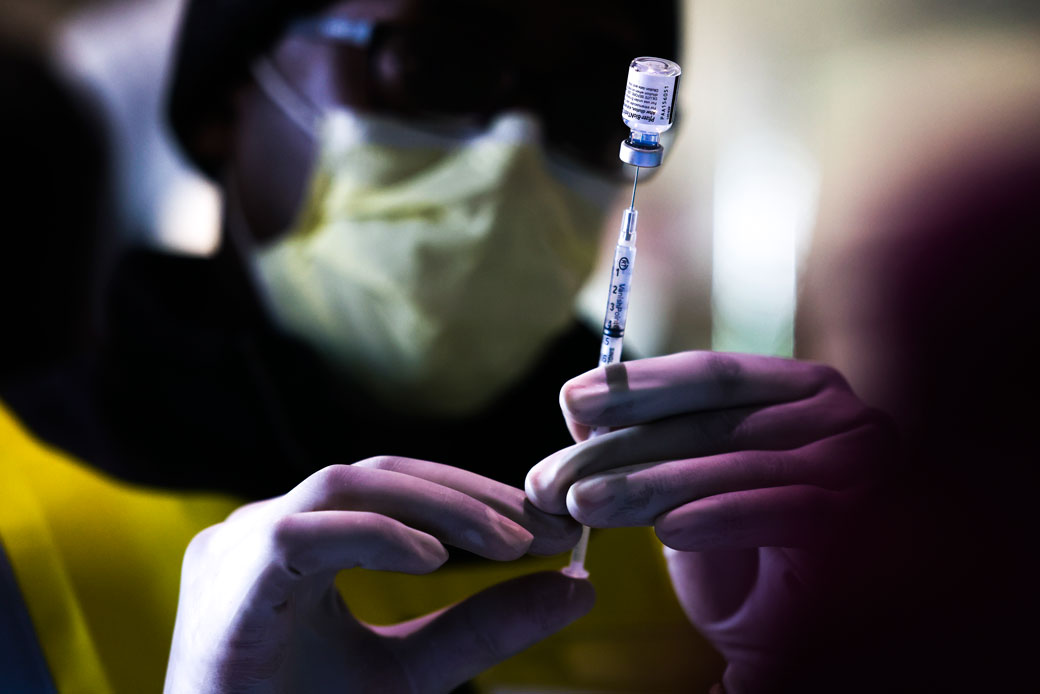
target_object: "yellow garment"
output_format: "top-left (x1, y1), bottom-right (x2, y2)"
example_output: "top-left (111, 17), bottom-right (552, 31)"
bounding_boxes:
top-left (338, 531), bottom-right (724, 693)
top-left (0, 403), bottom-right (241, 693)
top-left (0, 403), bottom-right (721, 692)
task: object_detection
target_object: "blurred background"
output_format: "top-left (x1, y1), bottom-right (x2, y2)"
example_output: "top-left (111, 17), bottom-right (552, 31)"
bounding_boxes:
top-left (2, 0), bottom-right (1039, 400)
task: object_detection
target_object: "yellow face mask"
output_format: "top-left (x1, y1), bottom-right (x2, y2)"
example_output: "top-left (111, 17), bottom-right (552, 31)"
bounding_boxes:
top-left (249, 69), bottom-right (615, 416)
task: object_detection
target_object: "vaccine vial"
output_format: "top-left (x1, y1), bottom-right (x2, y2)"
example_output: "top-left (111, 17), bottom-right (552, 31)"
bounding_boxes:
top-left (619, 57), bottom-right (681, 167)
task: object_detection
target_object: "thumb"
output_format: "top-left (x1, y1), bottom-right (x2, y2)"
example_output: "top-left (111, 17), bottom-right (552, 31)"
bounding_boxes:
top-left (388, 571), bottom-right (595, 692)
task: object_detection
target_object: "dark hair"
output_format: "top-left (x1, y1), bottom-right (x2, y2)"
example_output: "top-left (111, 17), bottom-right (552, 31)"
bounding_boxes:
top-left (0, 43), bottom-right (110, 382)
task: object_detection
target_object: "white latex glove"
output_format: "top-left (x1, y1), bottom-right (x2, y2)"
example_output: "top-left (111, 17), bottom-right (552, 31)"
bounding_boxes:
top-left (165, 457), bottom-right (592, 694)
top-left (526, 352), bottom-right (896, 692)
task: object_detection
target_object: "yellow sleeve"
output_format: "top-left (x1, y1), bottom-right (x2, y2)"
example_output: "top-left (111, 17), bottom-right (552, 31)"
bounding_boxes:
top-left (0, 403), bottom-right (242, 694)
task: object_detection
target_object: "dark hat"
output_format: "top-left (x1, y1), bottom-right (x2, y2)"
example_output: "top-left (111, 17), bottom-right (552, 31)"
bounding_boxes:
top-left (168, 0), bottom-right (682, 177)
top-left (167, 0), bottom-right (333, 176)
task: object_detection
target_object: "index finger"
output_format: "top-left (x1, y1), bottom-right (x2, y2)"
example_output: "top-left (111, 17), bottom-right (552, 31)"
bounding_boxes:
top-left (278, 465), bottom-right (533, 561)
top-left (354, 457), bottom-right (581, 556)
top-left (561, 351), bottom-right (843, 430)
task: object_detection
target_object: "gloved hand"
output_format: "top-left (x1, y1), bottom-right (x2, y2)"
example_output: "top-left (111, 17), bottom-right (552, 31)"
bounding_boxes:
top-left (165, 457), bottom-right (592, 694)
top-left (525, 352), bottom-right (896, 692)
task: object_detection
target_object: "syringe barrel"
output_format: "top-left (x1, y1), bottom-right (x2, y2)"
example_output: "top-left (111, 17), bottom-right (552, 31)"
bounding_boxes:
top-left (599, 214), bottom-right (637, 367)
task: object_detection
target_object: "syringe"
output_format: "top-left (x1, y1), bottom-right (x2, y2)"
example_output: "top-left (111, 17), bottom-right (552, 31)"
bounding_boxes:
top-left (562, 57), bottom-right (681, 580)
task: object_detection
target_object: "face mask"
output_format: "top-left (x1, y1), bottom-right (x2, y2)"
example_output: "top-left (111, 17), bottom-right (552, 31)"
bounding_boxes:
top-left (249, 62), bottom-right (616, 416)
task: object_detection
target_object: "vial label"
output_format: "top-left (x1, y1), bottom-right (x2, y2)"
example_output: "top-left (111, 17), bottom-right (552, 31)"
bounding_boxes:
top-left (622, 71), bottom-right (677, 127)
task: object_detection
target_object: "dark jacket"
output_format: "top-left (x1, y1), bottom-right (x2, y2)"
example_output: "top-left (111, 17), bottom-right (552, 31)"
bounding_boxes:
top-left (4, 243), bottom-right (599, 501)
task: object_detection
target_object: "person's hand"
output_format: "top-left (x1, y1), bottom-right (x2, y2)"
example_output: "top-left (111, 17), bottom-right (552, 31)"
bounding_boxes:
top-left (525, 352), bottom-right (896, 692)
top-left (165, 457), bottom-right (592, 694)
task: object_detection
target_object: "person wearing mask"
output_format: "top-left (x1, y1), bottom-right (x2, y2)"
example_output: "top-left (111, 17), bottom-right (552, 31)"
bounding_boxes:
top-left (3, 1), bottom-right (902, 692)
top-left (4, 2), bottom-right (706, 691)
top-left (157, 1), bottom-right (896, 691)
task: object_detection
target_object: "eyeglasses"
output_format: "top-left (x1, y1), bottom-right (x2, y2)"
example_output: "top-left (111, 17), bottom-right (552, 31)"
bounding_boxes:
top-left (284, 10), bottom-right (668, 178)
